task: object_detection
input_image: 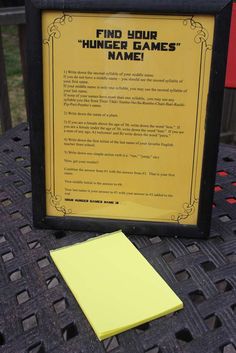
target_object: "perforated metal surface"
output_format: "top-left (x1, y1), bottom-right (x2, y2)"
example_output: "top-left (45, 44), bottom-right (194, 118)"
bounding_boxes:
top-left (0, 123), bottom-right (236, 353)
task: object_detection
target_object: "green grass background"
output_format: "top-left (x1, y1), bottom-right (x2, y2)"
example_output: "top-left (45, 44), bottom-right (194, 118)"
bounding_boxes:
top-left (1, 25), bottom-right (26, 128)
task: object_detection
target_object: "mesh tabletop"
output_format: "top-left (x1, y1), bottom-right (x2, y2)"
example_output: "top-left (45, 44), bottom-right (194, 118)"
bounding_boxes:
top-left (0, 123), bottom-right (236, 353)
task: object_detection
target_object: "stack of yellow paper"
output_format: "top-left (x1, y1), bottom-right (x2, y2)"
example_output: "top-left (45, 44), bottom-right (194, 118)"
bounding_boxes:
top-left (50, 231), bottom-right (183, 340)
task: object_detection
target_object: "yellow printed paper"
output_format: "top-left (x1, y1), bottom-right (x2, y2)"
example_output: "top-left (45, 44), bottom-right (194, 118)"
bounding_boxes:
top-left (50, 231), bottom-right (183, 340)
top-left (42, 12), bottom-right (214, 224)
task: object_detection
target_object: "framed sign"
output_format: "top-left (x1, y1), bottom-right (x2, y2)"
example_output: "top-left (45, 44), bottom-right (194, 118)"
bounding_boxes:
top-left (27, 0), bottom-right (232, 237)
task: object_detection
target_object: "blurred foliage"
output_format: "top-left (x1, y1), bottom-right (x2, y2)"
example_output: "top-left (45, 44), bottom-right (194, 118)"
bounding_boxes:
top-left (1, 25), bottom-right (26, 126)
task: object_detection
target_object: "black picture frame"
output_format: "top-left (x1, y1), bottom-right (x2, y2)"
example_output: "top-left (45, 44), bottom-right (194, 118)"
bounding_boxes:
top-left (26, 0), bottom-right (232, 238)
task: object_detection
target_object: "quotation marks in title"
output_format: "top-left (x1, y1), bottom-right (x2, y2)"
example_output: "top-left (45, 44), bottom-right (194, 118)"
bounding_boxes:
top-left (78, 29), bottom-right (181, 61)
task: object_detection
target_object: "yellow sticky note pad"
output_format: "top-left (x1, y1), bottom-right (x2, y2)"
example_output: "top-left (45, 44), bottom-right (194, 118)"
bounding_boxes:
top-left (50, 231), bottom-right (183, 340)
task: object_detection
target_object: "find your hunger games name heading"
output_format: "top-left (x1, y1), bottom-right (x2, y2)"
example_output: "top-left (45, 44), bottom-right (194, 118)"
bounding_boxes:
top-left (78, 29), bottom-right (181, 61)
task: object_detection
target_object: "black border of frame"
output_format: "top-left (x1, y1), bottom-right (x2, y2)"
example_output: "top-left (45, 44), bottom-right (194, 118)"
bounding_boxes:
top-left (26, 0), bottom-right (232, 238)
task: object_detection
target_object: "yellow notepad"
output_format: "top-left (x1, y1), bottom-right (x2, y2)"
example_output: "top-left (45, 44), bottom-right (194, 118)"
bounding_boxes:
top-left (50, 231), bottom-right (183, 340)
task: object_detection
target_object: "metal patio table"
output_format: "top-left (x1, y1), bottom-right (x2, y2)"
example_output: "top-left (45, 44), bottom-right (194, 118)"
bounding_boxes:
top-left (0, 123), bottom-right (236, 353)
